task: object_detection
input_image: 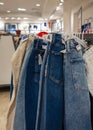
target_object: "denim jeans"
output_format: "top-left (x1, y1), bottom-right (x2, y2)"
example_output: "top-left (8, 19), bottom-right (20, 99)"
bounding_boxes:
top-left (64, 40), bottom-right (92, 130)
top-left (10, 73), bottom-right (13, 99)
top-left (36, 34), bottom-right (65, 130)
top-left (13, 39), bottom-right (46, 130)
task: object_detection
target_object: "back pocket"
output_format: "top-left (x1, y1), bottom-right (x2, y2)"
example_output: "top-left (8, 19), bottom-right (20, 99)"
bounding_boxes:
top-left (49, 51), bottom-right (63, 85)
top-left (71, 57), bottom-right (88, 91)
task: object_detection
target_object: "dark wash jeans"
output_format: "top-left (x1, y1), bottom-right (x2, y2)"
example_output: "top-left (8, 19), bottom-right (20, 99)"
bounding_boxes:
top-left (36, 33), bottom-right (65, 130)
top-left (90, 93), bottom-right (93, 130)
top-left (64, 40), bottom-right (92, 130)
top-left (13, 38), bottom-right (46, 130)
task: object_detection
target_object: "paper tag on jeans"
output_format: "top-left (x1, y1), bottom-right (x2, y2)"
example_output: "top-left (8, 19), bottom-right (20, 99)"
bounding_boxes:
top-left (76, 45), bottom-right (81, 51)
top-left (60, 49), bottom-right (66, 53)
top-left (38, 54), bottom-right (42, 65)
top-left (22, 35), bottom-right (28, 42)
top-left (42, 45), bottom-right (47, 50)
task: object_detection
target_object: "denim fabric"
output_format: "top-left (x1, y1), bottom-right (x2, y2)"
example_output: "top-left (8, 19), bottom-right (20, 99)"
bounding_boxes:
top-left (13, 38), bottom-right (46, 130)
top-left (10, 74), bottom-right (13, 99)
top-left (64, 40), bottom-right (92, 130)
top-left (13, 43), bottom-right (33, 130)
top-left (90, 93), bottom-right (93, 130)
top-left (36, 34), bottom-right (65, 130)
top-left (25, 39), bottom-right (45, 130)
top-left (35, 42), bottom-right (51, 130)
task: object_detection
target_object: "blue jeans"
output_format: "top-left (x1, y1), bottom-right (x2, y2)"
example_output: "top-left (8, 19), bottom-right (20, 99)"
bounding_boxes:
top-left (64, 40), bottom-right (92, 130)
top-left (10, 73), bottom-right (13, 99)
top-left (13, 39), bottom-right (46, 130)
top-left (36, 34), bottom-right (65, 130)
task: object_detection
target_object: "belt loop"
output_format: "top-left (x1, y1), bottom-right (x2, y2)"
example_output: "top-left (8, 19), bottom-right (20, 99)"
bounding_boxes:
top-left (66, 40), bottom-right (70, 52)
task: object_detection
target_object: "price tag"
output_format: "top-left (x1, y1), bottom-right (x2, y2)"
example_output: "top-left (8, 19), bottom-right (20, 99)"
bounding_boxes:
top-left (76, 44), bottom-right (81, 51)
top-left (38, 54), bottom-right (42, 65)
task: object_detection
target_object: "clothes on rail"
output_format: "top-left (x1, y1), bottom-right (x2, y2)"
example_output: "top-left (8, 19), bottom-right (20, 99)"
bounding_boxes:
top-left (83, 46), bottom-right (93, 96)
top-left (6, 33), bottom-right (92, 130)
top-left (36, 33), bottom-right (65, 130)
top-left (64, 40), bottom-right (92, 130)
top-left (35, 36), bottom-right (92, 130)
top-left (13, 38), bottom-right (47, 130)
top-left (6, 35), bottom-right (35, 130)
top-left (83, 46), bottom-right (93, 130)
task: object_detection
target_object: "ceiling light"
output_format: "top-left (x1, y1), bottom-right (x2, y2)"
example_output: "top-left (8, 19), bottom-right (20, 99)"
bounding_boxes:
top-left (0, 2), bottom-right (4, 5)
top-left (45, 18), bottom-right (48, 21)
top-left (60, 0), bottom-right (64, 2)
top-left (57, 19), bottom-right (60, 23)
top-left (5, 17), bottom-right (9, 20)
top-left (59, 3), bottom-right (63, 5)
top-left (36, 4), bottom-right (40, 7)
top-left (17, 17), bottom-right (21, 20)
top-left (56, 6), bottom-right (61, 11)
top-left (50, 15), bottom-right (54, 19)
top-left (23, 17), bottom-right (28, 20)
top-left (38, 18), bottom-right (44, 21)
top-left (11, 17), bottom-right (16, 20)
top-left (18, 8), bottom-right (26, 11)
top-left (7, 10), bottom-right (11, 13)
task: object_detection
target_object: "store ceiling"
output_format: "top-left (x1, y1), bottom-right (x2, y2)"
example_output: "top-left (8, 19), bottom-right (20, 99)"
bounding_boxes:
top-left (0, 0), bottom-right (63, 22)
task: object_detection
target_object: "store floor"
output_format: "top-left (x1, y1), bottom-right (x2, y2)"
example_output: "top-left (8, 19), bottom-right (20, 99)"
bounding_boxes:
top-left (0, 88), bottom-right (10, 130)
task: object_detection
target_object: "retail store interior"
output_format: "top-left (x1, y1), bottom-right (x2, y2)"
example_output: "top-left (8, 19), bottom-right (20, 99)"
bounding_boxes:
top-left (0, 0), bottom-right (93, 130)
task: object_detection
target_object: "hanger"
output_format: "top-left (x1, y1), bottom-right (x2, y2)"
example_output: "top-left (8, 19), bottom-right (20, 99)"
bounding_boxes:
top-left (64, 33), bottom-right (87, 49)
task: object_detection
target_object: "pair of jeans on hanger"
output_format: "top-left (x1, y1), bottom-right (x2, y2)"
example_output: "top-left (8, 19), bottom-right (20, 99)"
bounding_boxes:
top-left (64, 40), bottom-right (92, 130)
top-left (36, 33), bottom-right (65, 130)
top-left (13, 39), bottom-right (46, 130)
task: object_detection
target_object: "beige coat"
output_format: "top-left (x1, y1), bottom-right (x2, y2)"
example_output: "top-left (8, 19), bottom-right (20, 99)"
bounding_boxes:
top-left (6, 36), bottom-right (34, 130)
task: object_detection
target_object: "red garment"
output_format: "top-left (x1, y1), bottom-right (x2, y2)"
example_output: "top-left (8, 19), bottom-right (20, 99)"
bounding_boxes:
top-left (37, 31), bottom-right (48, 37)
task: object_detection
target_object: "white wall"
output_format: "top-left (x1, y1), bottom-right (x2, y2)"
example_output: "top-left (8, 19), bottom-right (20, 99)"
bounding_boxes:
top-left (83, 3), bottom-right (93, 26)
top-left (73, 1), bottom-right (93, 32)
top-left (0, 36), bottom-right (15, 85)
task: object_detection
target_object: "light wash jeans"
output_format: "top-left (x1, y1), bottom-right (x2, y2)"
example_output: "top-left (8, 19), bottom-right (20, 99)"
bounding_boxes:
top-left (64, 40), bottom-right (92, 130)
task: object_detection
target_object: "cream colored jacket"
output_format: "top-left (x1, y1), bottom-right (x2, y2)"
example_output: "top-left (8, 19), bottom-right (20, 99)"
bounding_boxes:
top-left (6, 36), bottom-right (34, 130)
top-left (83, 46), bottom-right (93, 96)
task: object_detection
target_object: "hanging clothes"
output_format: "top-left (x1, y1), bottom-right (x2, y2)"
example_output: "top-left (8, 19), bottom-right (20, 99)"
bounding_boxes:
top-left (83, 46), bottom-right (93, 130)
top-left (6, 36), bottom-right (34, 130)
top-left (36, 33), bottom-right (65, 130)
top-left (13, 38), bottom-right (47, 130)
top-left (83, 46), bottom-right (93, 96)
top-left (64, 40), bottom-right (92, 130)
top-left (8, 33), bottom-right (92, 130)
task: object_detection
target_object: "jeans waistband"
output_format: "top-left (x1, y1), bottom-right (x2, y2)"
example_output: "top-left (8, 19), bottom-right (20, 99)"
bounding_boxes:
top-left (33, 38), bottom-right (47, 53)
top-left (66, 40), bottom-right (81, 53)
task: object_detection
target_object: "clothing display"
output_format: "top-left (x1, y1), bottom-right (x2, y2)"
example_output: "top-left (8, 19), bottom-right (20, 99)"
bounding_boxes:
top-left (6, 38), bottom-right (33, 130)
top-left (13, 38), bottom-right (46, 130)
top-left (83, 46), bottom-right (93, 130)
top-left (83, 46), bottom-right (93, 96)
top-left (64, 40), bottom-right (91, 130)
top-left (36, 33), bottom-right (65, 130)
top-left (6, 35), bottom-right (35, 130)
top-left (5, 33), bottom-right (92, 130)
top-left (1, 1), bottom-right (93, 130)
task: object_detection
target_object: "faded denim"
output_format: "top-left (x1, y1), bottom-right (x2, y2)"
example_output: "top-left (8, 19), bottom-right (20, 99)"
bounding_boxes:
top-left (64, 40), bottom-right (92, 130)
top-left (36, 34), bottom-right (65, 130)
